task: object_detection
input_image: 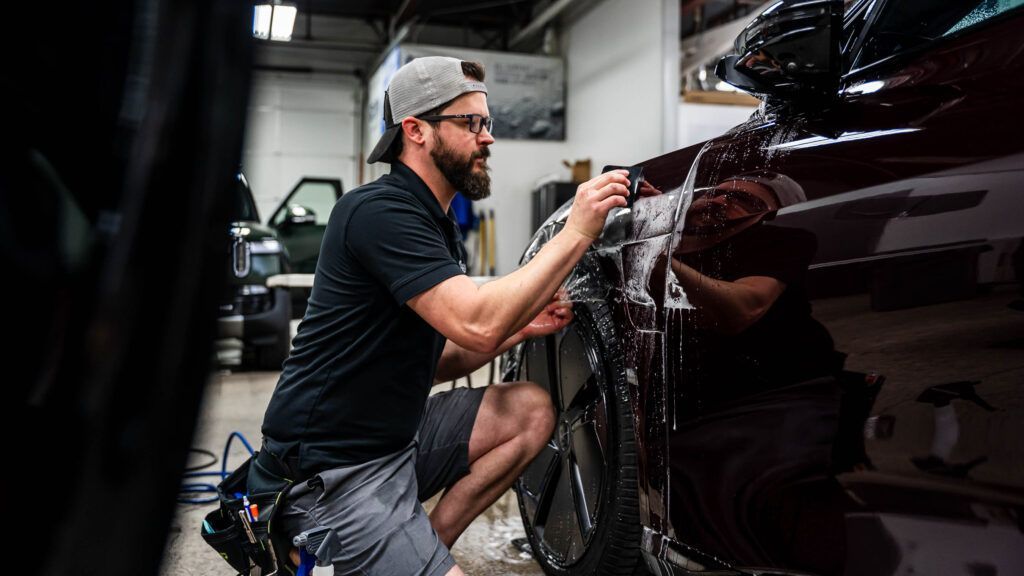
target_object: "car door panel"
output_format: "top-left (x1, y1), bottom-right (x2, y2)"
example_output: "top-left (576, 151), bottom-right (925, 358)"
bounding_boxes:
top-left (654, 10), bottom-right (1024, 575)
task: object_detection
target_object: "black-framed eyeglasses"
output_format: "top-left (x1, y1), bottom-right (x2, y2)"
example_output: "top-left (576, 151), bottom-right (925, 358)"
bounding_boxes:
top-left (416, 113), bottom-right (494, 134)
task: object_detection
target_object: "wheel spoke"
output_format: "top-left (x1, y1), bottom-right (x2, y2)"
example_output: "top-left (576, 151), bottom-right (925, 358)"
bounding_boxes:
top-left (559, 327), bottom-right (595, 413)
top-left (566, 374), bottom-right (601, 423)
top-left (521, 443), bottom-right (560, 527)
top-left (523, 337), bottom-right (555, 396)
top-left (569, 422), bottom-right (605, 537)
top-left (575, 391), bottom-right (609, 462)
top-left (568, 457), bottom-right (594, 537)
top-left (539, 457), bottom-right (586, 562)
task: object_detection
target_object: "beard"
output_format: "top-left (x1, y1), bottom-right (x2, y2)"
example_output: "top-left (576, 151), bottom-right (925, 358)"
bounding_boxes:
top-left (430, 134), bottom-right (491, 201)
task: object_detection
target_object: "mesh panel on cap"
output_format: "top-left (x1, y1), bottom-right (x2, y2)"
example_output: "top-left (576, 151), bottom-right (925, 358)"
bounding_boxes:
top-left (387, 56), bottom-right (487, 121)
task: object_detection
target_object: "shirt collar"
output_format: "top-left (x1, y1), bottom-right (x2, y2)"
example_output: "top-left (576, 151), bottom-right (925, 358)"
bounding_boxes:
top-left (389, 161), bottom-right (456, 226)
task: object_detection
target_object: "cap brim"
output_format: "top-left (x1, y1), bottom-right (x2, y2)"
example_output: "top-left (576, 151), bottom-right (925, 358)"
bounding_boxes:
top-left (367, 126), bottom-right (400, 164)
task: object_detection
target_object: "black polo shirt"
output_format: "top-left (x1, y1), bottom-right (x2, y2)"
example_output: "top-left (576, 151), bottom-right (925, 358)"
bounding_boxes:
top-left (261, 161), bottom-right (468, 475)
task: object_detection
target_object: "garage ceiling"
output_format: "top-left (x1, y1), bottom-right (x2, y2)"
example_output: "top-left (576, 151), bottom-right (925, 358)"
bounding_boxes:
top-left (255, 0), bottom-right (761, 76)
top-left (256, 0), bottom-right (590, 75)
top-left (302, 0), bottom-right (542, 28)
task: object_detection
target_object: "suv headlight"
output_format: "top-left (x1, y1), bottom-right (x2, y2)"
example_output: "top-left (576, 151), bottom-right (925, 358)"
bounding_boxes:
top-left (233, 239), bottom-right (283, 278)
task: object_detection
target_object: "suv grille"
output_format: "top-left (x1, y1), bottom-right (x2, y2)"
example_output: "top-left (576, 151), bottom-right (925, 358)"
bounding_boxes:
top-left (221, 285), bottom-right (273, 316)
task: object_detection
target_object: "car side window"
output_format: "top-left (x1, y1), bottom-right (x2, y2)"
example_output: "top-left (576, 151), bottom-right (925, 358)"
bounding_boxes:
top-left (270, 178), bottom-right (343, 227)
top-left (286, 180), bottom-right (339, 225)
top-left (854, 0), bottom-right (1024, 68)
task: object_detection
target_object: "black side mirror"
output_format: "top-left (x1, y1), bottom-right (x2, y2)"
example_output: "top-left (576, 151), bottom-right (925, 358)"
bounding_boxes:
top-left (280, 204), bottom-right (316, 229)
top-left (716, 0), bottom-right (843, 100)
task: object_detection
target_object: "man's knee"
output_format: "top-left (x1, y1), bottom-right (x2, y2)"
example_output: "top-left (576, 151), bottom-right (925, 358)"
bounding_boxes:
top-left (474, 381), bottom-right (555, 459)
top-left (512, 381), bottom-right (556, 447)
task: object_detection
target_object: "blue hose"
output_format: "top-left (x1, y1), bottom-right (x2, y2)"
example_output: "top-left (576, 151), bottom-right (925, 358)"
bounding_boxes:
top-left (178, 431), bottom-right (255, 504)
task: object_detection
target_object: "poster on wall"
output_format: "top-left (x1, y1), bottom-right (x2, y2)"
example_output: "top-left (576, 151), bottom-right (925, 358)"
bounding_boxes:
top-left (363, 47), bottom-right (403, 182)
top-left (364, 47), bottom-right (401, 150)
top-left (366, 44), bottom-right (565, 145)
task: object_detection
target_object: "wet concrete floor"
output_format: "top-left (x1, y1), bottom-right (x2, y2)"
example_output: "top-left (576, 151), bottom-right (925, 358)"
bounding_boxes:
top-left (159, 364), bottom-right (545, 576)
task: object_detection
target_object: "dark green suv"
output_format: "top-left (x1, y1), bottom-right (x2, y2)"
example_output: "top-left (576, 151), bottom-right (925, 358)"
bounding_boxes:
top-left (218, 174), bottom-right (344, 369)
top-left (218, 174), bottom-right (291, 369)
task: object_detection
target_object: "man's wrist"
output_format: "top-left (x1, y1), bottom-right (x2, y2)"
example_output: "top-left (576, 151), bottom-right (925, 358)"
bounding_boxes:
top-left (568, 225), bottom-right (599, 241)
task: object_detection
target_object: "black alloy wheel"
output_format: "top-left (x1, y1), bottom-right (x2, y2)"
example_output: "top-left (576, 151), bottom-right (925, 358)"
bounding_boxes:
top-left (514, 303), bottom-right (646, 575)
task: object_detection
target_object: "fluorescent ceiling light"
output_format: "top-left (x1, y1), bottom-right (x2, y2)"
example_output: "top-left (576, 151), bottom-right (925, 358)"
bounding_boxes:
top-left (253, 3), bottom-right (296, 41)
top-left (270, 5), bottom-right (297, 41)
top-left (253, 5), bottom-right (272, 40)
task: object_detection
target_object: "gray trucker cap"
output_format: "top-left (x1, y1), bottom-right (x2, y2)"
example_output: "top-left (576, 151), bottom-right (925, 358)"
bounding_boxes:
top-left (367, 56), bottom-right (488, 164)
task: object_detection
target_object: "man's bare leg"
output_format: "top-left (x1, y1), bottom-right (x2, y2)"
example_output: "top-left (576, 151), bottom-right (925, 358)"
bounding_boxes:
top-left (429, 381), bottom-right (555, 548)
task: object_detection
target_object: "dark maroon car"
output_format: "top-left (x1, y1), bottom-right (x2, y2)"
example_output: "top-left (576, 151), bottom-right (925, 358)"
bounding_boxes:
top-left (505, 1), bottom-right (1024, 575)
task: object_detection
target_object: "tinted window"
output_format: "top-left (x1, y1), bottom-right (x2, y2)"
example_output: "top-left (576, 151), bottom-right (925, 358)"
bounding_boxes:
top-left (856, 0), bottom-right (1024, 67)
top-left (271, 178), bottom-right (341, 227)
top-left (232, 178), bottom-right (260, 222)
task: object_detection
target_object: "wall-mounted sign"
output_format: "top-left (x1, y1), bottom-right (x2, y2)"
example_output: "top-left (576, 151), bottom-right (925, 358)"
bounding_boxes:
top-left (366, 44), bottom-right (565, 145)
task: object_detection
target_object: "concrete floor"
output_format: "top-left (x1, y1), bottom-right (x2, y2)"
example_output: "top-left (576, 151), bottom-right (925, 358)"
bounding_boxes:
top-left (159, 361), bottom-right (545, 576)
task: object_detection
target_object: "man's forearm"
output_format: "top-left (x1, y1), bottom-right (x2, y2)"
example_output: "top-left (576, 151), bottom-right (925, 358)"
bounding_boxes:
top-left (671, 260), bottom-right (781, 334)
top-left (434, 332), bottom-right (527, 384)
top-left (473, 228), bottom-right (590, 347)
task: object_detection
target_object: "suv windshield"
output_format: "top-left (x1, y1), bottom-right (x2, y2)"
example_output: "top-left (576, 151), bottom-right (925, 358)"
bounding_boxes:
top-left (231, 175), bottom-right (260, 223)
top-left (855, 0), bottom-right (1024, 67)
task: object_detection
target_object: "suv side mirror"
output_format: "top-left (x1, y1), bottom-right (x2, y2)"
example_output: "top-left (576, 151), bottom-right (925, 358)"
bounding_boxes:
top-left (280, 204), bottom-right (317, 229)
top-left (715, 0), bottom-right (843, 100)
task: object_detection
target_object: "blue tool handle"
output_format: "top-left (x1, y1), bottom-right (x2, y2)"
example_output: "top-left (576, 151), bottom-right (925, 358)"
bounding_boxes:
top-left (295, 548), bottom-right (316, 576)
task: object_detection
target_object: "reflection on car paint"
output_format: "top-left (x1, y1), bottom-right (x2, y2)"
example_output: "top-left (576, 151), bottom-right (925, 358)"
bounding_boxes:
top-left (766, 127), bottom-right (924, 151)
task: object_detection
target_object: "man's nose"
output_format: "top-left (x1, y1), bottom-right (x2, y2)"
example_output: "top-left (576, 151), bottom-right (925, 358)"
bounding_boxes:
top-left (477, 124), bottom-right (495, 145)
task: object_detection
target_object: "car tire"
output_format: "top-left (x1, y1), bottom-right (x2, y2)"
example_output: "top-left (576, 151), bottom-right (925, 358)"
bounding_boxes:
top-left (514, 302), bottom-right (646, 576)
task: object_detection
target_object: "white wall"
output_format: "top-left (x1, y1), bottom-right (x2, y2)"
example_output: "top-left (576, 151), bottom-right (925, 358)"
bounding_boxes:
top-left (677, 101), bottom-right (758, 148)
top-left (563, 0), bottom-right (679, 170)
top-left (243, 72), bottom-right (362, 219)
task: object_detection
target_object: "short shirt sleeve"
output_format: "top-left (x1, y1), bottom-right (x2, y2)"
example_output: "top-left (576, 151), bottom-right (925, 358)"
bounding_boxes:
top-left (346, 194), bottom-right (465, 305)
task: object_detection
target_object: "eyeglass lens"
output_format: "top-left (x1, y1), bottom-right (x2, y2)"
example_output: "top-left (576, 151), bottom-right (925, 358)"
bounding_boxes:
top-left (470, 115), bottom-right (493, 134)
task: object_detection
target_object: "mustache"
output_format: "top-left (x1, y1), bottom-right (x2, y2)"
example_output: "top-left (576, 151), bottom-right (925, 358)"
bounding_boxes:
top-left (470, 147), bottom-right (491, 162)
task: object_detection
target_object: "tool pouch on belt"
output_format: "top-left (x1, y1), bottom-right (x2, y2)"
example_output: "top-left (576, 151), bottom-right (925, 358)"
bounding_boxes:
top-left (200, 447), bottom-right (299, 575)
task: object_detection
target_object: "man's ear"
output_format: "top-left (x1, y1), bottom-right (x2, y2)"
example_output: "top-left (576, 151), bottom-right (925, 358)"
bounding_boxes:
top-left (401, 117), bottom-right (428, 146)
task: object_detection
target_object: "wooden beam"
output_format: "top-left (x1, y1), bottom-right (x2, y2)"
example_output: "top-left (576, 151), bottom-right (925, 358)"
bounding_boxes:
top-left (682, 90), bottom-right (761, 106)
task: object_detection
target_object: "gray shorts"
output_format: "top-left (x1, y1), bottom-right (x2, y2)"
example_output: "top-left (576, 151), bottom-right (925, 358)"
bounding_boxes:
top-left (278, 386), bottom-right (486, 575)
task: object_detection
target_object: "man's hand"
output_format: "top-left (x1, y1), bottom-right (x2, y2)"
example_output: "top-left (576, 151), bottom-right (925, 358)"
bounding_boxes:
top-left (519, 289), bottom-right (573, 339)
top-left (565, 170), bottom-right (630, 241)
